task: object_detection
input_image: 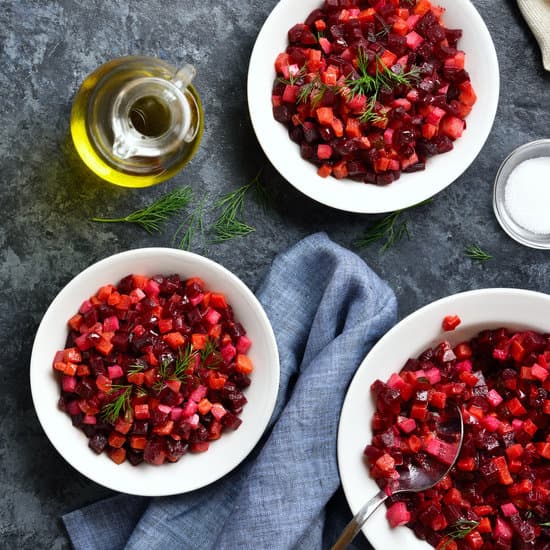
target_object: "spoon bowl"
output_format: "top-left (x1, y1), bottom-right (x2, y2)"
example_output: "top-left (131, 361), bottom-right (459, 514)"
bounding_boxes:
top-left (332, 403), bottom-right (464, 550)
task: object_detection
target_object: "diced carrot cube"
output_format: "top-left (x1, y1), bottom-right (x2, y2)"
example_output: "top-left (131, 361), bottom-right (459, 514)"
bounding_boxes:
top-left (317, 164), bottom-right (333, 178)
top-left (316, 106), bottom-right (334, 126)
top-left (157, 318), bottom-right (173, 334)
top-left (153, 420), bottom-right (174, 436)
top-left (134, 403), bottom-right (150, 420)
top-left (64, 362), bottom-right (77, 376)
top-left (54, 361), bottom-right (67, 373)
top-left (76, 364), bottom-right (90, 377)
top-left (191, 333), bottom-right (207, 350)
top-left (130, 436), bottom-right (147, 450)
top-left (236, 354), bottom-right (254, 374)
top-left (108, 447), bottom-right (126, 464)
top-left (414, 0), bottom-right (432, 15)
top-left (163, 331), bottom-right (185, 349)
top-left (108, 432), bottom-right (126, 448)
top-left (114, 418), bottom-right (132, 435)
top-left (95, 336), bottom-right (114, 356)
top-left (63, 347), bottom-right (82, 363)
top-left (331, 117), bottom-right (344, 138)
top-left (210, 293), bottom-right (228, 309)
top-left (132, 274), bottom-right (149, 289)
top-left (333, 160), bottom-right (348, 179)
top-left (393, 18), bottom-right (409, 36)
top-left (68, 314), bottom-right (83, 331)
top-left (345, 117), bottom-right (362, 138)
top-left (197, 398), bottom-right (213, 415)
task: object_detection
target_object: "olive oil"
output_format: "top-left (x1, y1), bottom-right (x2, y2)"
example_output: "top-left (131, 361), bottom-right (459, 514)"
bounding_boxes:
top-left (70, 56), bottom-right (203, 188)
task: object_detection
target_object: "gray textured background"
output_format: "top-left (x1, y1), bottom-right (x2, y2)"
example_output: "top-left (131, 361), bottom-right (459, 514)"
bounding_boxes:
top-left (1, 0), bottom-right (549, 548)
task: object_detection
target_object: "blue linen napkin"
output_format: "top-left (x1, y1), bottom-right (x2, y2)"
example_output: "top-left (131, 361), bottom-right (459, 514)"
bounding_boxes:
top-left (63, 233), bottom-right (397, 550)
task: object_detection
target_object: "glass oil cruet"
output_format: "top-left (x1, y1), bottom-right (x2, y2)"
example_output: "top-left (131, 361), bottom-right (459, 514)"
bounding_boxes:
top-left (70, 56), bottom-right (204, 188)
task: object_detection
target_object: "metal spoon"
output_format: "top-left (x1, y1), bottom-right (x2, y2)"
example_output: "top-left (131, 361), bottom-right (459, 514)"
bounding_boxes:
top-left (332, 403), bottom-right (464, 550)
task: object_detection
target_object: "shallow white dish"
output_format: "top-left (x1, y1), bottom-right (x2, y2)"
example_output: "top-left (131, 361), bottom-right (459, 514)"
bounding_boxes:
top-left (248, 0), bottom-right (500, 213)
top-left (30, 248), bottom-right (280, 496)
top-left (337, 288), bottom-right (550, 549)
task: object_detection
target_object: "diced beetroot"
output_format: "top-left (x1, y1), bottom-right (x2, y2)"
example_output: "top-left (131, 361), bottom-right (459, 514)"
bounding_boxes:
top-left (501, 503), bottom-right (518, 517)
top-left (440, 116), bottom-right (465, 140)
top-left (425, 438), bottom-right (457, 466)
top-left (211, 403), bottom-right (227, 421)
top-left (317, 144), bottom-right (333, 160)
top-left (106, 365), bottom-right (123, 380)
top-left (494, 518), bottom-right (513, 540)
top-left (184, 413), bottom-right (200, 428)
top-left (406, 31), bottom-right (424, 50)
top-left (236, 335), bottom-right (252, 354)
top-left (182, 399), bottom-right (198, 418)
top-left (103, 315), bottom-right (119, 332)
top-left (83, 414), bottom-right (97, 425)
top-left (386, 501), bottom-right (411, 528)
top-left (189, 385), bottom-right (208, 403)
top-left (487, 389), bottom-right (503, 407)
top-left (62, 376), bottom-right (77, 393)
top-left (170, 407), bottom-right (183, 422)
top-left (144, 279), bottom-right (160, 297)
top-left (397, 416), bottom-right (416, 434)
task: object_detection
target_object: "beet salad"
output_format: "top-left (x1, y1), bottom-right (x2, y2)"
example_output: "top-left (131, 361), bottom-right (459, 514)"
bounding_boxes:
top-left (365, 324), bottom-right (550, 549)
top-left (272, 0), bottom-right (477, 186)
top-left (53, 273), bottom-right (252, 467)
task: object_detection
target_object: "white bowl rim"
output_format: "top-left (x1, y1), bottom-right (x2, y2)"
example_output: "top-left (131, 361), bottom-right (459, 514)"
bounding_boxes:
top-left (337, 287), bottom-right (550, 549)
top-left (30, 247), bottom-right (280, 496)
top-left (247, 0), bottom-right (500, 214)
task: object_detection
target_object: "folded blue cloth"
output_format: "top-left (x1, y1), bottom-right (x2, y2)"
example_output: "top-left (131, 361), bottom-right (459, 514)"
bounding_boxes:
top-left (63, 233), bottom-right (397, 550)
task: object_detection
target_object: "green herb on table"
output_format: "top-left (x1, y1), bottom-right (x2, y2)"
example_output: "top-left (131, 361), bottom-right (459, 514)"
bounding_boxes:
top-left (92, 187), bottom-right (193, 234)
top-left (101, 385), bottom-right (132, 424)
top-left (464, 244), bottom-right (493, 262)
top-left (174, 196), bottom-right (207, 251)
top-left (354, 199), bottom-right (432, 252)
top-left (212, 172), bottom-right (267, 243)
top-left (440, 519), bottom-right (480, 549)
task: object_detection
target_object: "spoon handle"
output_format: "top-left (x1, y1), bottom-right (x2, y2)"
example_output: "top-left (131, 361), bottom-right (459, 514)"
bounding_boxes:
top-left (331, 489), bottom-right (388, 550)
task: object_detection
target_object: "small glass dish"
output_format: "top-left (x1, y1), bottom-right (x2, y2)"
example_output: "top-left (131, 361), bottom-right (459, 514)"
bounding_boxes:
top-left (493, 139), bottom-right (550, 249)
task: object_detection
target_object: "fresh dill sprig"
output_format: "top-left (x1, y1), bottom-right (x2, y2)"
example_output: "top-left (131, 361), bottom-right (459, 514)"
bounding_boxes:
top-left (440, 519), bottom-right (480, 549)
top-left (200, 338), bottom-right (222, 369)
top-left (277, 65), bottom-right (306, 86)
top-left (345, 49), bottom-right (420, 123)
top-left (172, 344), bottom-right (196, 380)
top-left (297, 76), bottom-right (333, 108)
top-left (174, 196), bottom-right (207, 251)
top-left (354, 199), bottom-right (432, 252)
top-left (212, 172), bottom-right (265, 243)
top-left (464, 244), bottom-right (492, 262)
top-left (92, 187), bottom-right (193, 234)
top-left (153, 347), bottom-right (196, 391)
top-left (101, 385), bottom-right (132, 424)
top-left (127, 364), bottom-right (145, 375)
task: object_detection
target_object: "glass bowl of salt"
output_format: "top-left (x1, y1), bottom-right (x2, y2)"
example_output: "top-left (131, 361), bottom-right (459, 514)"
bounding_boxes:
top-left (493, 139), bottom-right (550, 249)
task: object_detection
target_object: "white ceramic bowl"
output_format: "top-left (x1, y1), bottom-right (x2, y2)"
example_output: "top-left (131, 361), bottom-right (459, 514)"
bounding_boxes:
top-left (248, 0), bottom-right (499, 213)
top-left (493, 139), bottom-right (550, 249)
top-left (30, 248), bottom-right (280, 496)
top-left (337, 288), bottom-right (550, 549)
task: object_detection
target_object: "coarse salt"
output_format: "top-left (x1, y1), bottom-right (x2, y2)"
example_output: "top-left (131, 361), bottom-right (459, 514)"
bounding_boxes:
top-left (504, 157), bottom-right (550, 234)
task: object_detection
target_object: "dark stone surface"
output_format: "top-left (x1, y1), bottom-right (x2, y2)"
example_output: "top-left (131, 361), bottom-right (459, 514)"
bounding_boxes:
top-left (0, 0), bottom-right (549, 548)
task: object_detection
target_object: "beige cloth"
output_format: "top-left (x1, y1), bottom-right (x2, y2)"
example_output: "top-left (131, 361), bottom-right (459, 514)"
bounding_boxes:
top-left (518, 0), bottom-right (550, 71)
